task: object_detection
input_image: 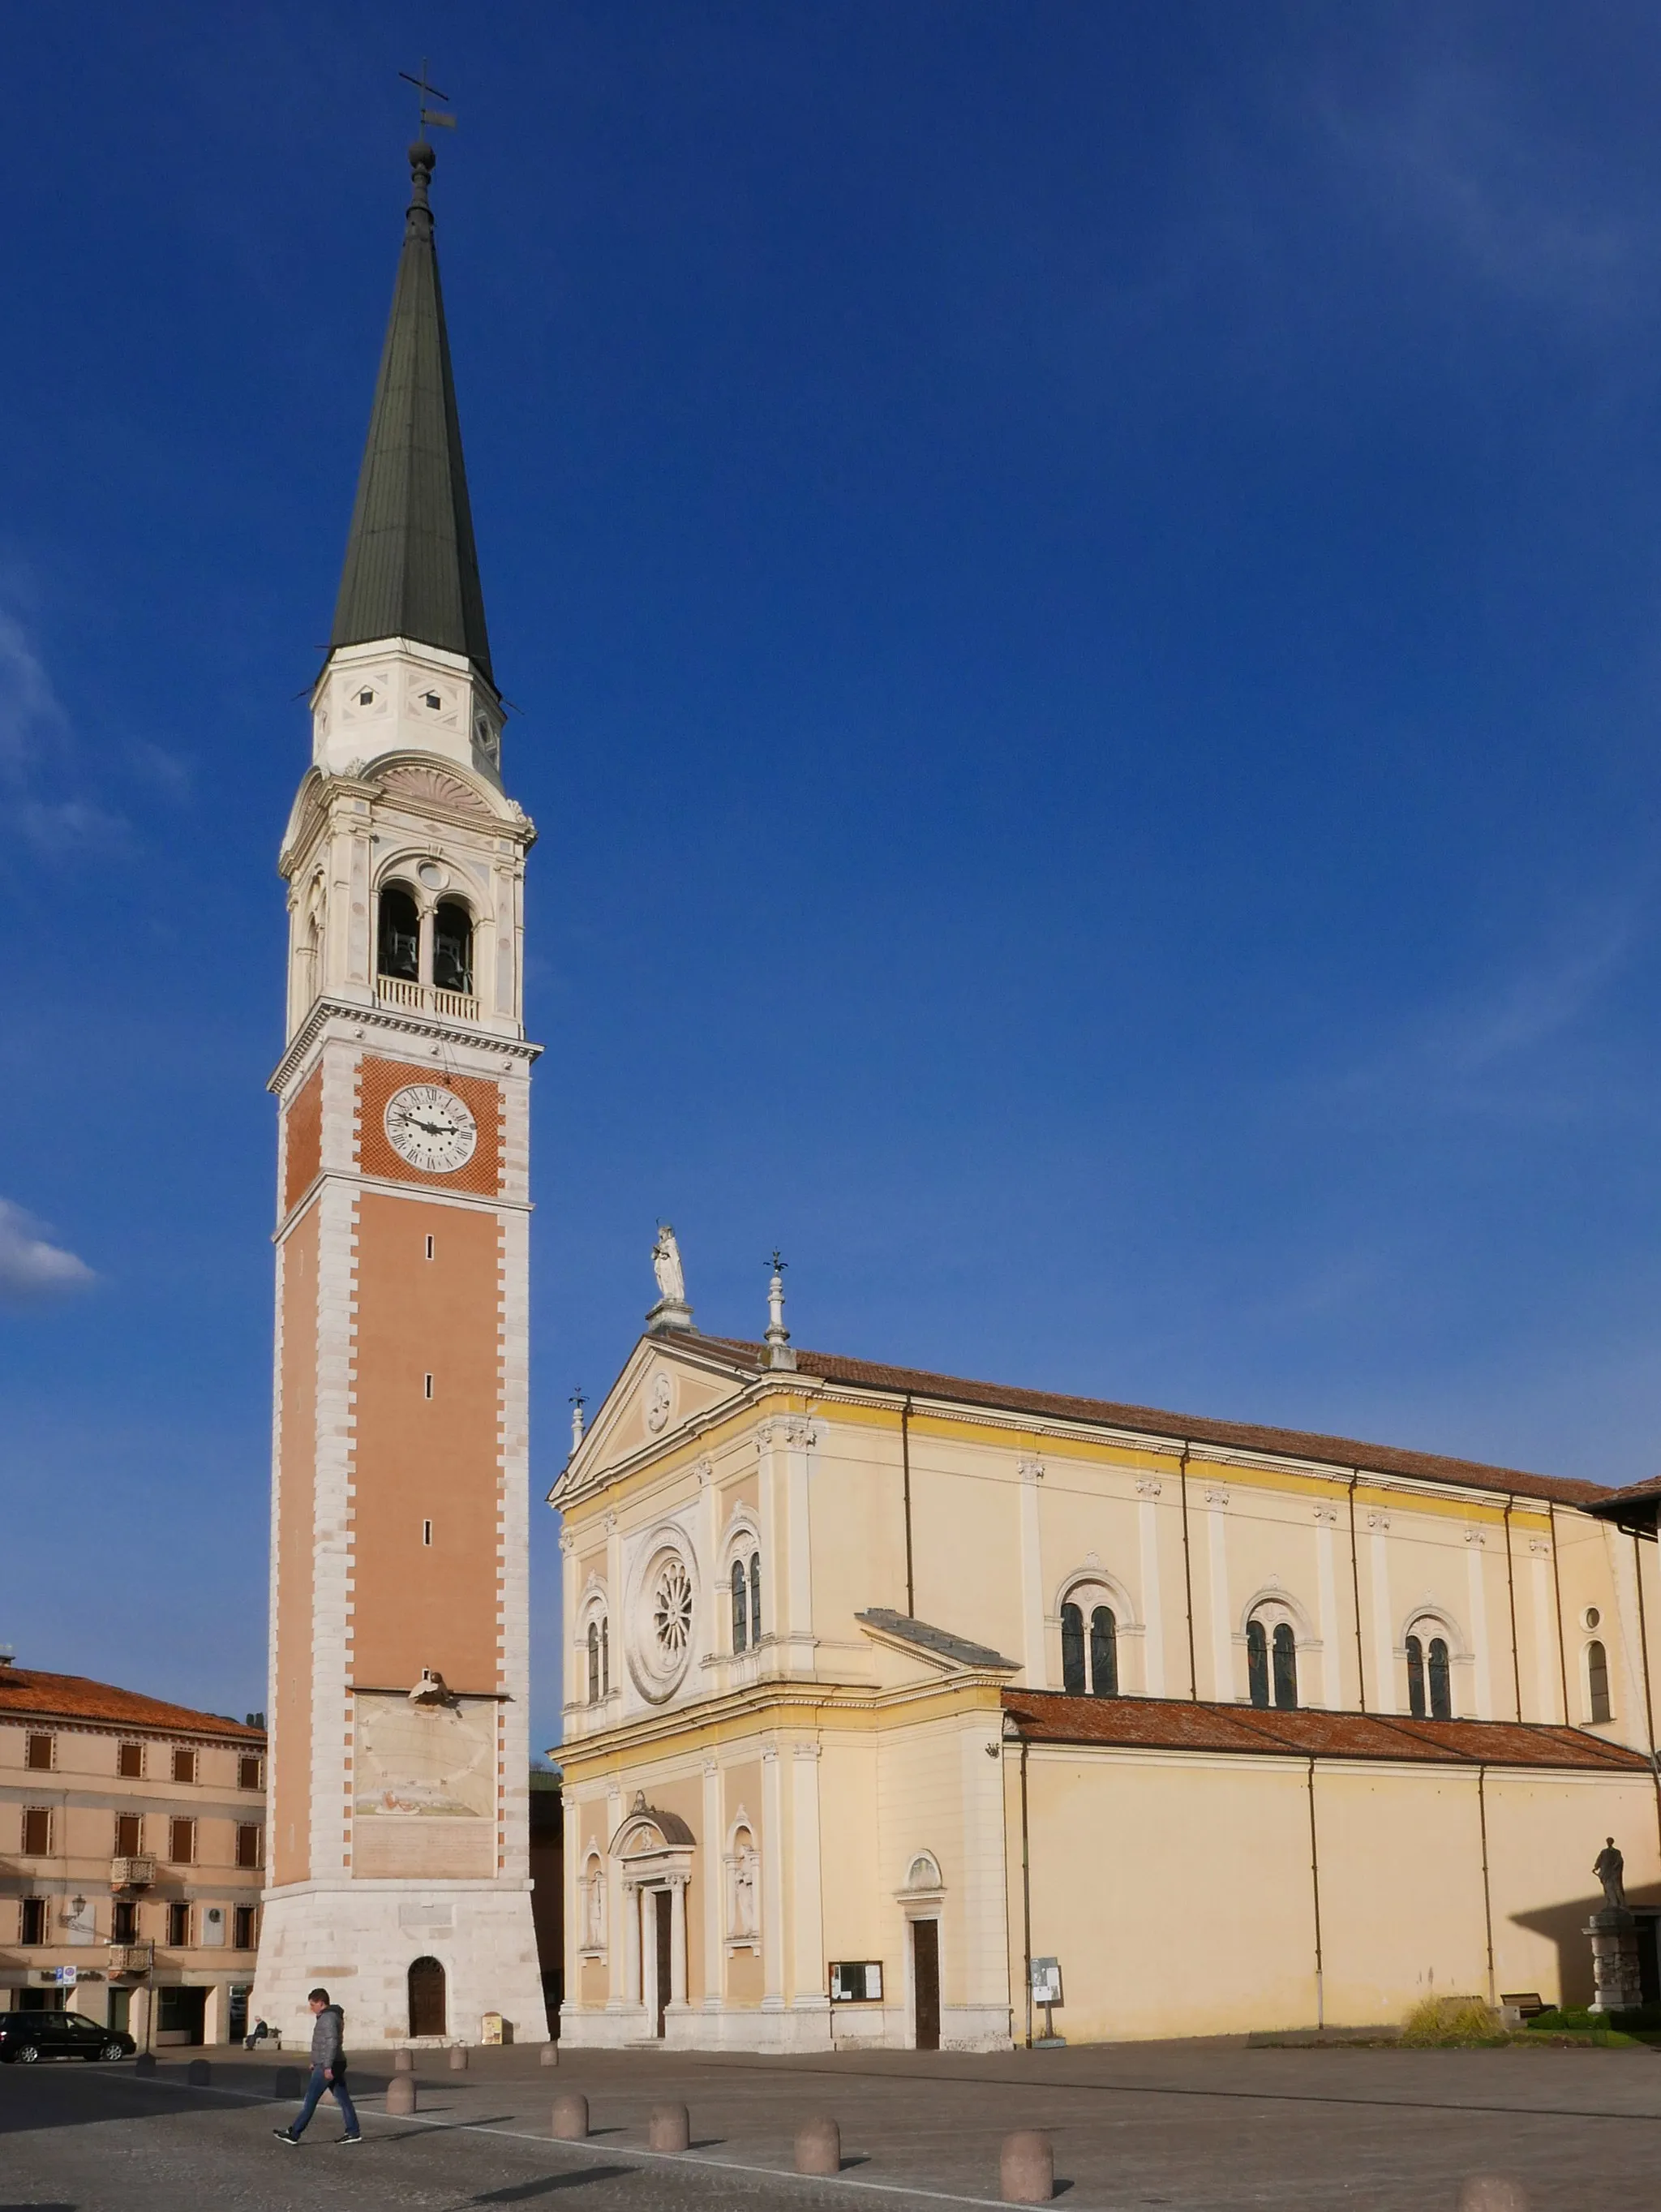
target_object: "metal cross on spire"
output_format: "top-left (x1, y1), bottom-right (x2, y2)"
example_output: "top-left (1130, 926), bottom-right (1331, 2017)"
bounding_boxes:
top-left (399, 58), bottom-right (457, 141)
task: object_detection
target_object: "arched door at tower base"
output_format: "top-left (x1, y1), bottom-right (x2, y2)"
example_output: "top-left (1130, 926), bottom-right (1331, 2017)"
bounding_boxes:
top-left (408, 1956), bottom-right (446, 2038)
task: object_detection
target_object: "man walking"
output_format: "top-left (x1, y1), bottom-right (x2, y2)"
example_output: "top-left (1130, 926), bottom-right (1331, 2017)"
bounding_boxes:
top-left (273, 1987), bottom-right (362, 2145)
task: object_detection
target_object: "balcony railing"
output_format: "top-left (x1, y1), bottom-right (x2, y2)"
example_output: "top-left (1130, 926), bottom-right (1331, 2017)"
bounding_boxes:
top-left (109, 1856), bottom-right (156, 1891)
top-left (107, 1943), bottom-right (153, 1974)
top-left (375, 976), bottom-right (479, 1022)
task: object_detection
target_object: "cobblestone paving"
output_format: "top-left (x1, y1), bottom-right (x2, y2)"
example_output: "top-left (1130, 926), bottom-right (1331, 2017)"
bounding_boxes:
top-left (1, 2038), bottom-right (1658, 2210)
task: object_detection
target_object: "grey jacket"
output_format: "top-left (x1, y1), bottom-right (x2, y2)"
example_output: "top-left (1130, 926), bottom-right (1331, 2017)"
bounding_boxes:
top-left (309, 2005), bottom-right (345, 2071)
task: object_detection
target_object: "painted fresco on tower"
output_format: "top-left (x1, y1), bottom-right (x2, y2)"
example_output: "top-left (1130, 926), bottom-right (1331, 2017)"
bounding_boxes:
top-left (352, 1691), bottom-right (496, 1879)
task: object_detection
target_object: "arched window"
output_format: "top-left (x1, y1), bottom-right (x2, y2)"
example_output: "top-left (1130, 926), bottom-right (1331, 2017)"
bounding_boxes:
top-left (1272, 1622), bottom-right (1298, 1709)
top-left (586, 1621), bottom-right (600, 1704)
top-left (1060, 1591), bottom-right (1118, 1695)
top-left (732, 1559), bottom-right (749, 1654)
top-left (1061, 1602), bottom-right (1086, 1694)
top-left (1089, 1607), bottom-right (1118, 1698)
top-left (1247, 1603), bottom-right (1299, 1709)
top-left (377, 884), bottom-right (419, 980)
top-left (1427, 1637), bottom-right (1451, 1720)
top-left (1406, 1618), bottom-right (1454, 1719)
top-left (432, 900), bottom-right (474, 994)
top-left (601, 1617), bottom-right (610, 1698)
top-left (750, 1553), bottom-right (762, 1642)
top-left (407, 1955), bottom-right (446, 2038)
top-left (1247, 1618), bottom-right (1269, 1707)
top-left (1589, 1639), bottom-right (1612, 1724)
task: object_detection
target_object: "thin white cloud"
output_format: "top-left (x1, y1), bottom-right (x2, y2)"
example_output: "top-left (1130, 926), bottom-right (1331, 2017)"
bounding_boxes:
top-left (0, 1199), bottom-right (94, 1301)
top-left (0, 607), bottom-right (69, 781)
top-left (1317, 65), bottom-right (1636, 320)
top-left (0, 599), bottom-right (130, 856)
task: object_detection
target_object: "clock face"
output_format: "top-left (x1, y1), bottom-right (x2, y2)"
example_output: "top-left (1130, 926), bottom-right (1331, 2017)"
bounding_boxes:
top-left (384, 1084), bottom-right (478, 1173)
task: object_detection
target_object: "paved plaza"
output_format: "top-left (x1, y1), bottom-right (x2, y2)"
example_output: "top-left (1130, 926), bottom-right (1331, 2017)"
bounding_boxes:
top-left (2, 2038), bottom-right (1659, 2211)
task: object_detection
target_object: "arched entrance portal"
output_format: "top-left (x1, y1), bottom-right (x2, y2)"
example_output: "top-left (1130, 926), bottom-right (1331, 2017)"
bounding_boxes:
top-left (610, 1792), bottom-right (696, 2041)
top-left (408, 1956), bottom-right (446, 2038)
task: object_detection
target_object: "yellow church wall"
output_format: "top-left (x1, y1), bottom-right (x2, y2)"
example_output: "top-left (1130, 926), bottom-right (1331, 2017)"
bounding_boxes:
top-left (1485, 1770), bottom-right (1661, 2009)
top-left (1552, 1512), bottom-right (1637, 1741)
top-left (1011, 1746), bottom-right (1320, 2041)
top-left (907, 1442), bottom-right (1024, 1662)
top-left (807, 1429), bottom-right (909, 1658)
top-left (1307, 1764), bottom-right (1491, 2018)
top-left (1004, 1746), bottom-right (1661, 2042)
top-left (818, 1735), bottom-right (884, 1969)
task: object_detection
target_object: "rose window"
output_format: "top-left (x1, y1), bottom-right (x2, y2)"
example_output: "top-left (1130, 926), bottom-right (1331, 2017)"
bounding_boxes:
top-left (653, 1557), bottom-right (693, 1661)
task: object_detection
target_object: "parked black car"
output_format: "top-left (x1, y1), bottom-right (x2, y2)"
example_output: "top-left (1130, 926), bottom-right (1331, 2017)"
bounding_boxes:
top-left (0, 2011), bottom-right (135, 2064)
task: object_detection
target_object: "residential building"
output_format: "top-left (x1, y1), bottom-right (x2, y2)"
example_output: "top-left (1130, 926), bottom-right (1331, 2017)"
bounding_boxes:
top-left (0, 1661), bottom-right (266, 2047)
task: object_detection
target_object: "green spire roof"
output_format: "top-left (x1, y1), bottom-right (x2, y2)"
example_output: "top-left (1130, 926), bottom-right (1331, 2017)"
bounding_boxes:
top-left (330, 140), bottom-right (494, 684)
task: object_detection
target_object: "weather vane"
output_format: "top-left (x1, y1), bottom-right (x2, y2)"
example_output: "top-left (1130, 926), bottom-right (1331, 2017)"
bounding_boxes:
top-left (770, 1249), bottom-right (787, 1275)
top-left (399, 58), bottom-right (457, 141)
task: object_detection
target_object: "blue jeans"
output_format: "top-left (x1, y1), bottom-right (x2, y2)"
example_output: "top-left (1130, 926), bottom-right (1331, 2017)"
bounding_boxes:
top-left (291, 2064), bottom-right (359, 2137)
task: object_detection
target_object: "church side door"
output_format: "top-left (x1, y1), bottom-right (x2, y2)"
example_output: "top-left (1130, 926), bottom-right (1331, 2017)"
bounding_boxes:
top-left (912, 1920), bottom-right (940, 2051)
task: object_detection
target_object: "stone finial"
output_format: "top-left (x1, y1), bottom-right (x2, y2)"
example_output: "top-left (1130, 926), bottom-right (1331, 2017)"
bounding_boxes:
top-left (569, 1388), bottom-right (586, 1453)
top-left (765, 1251), bottom-right (796, 1371)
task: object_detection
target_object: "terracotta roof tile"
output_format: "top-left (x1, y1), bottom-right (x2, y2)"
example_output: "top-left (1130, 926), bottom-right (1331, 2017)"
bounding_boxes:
top-left (1000, 1690), bottom-right (1646, 1771)
top-left (689, 1334), bottom-right (1607, 1508)
top-left (0, 1668), bottom-right (264, 1742)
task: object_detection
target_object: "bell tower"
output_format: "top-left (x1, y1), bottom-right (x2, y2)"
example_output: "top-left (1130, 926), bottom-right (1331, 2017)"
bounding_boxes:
top-left (251, 138), bottom-right (547, 2046)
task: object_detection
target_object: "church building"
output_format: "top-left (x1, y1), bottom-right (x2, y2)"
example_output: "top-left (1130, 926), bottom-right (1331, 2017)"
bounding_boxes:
top-left (250, 136), bottom-right (545, 2047)
top-left (553, 1264), bottom-right (1661, 2048)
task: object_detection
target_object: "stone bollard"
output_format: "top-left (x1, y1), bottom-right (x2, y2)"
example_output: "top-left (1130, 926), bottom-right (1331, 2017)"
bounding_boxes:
top-left (275, 2066), bottom-right (304, 2098)
top-left (393, 2048), bottom-right (415, 2072)
top-left (1000, 2129), bottom-right (1055, 2205)
top-left (648, 2102), bottom-right (691, 2152)
top-left (449, 2044), bottom-right (468, 2071)
top-left (795, 2116), bottom-right (841, 2176)
top-left (552, 2091), bottom-right (589, 2141)
top-left (1458, 2182), bottom-right (1530, 2212)
top-left (186, 2058), bottom-right (211, 2085)
top-left (135, 2052), bottom-right (157, 2076)
top-left (540, 2041), bottom-right (560, 2068)
top-left (385, 2072), bottom-right (417, 2116)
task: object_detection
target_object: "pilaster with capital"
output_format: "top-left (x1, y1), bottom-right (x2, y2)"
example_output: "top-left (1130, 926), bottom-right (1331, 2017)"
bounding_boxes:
top-left (761, 1744), bottom-right (785, 2006)
top-left (1018, 1459), bottom-right (1045, 1687)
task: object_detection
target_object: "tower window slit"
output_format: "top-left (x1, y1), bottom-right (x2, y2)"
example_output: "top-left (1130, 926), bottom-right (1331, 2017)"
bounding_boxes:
top-left (425, 1235), bottom-right (434, 1260)
top-left (423, 1374), bottom-right (433, 1400)
top-left (422, 1519), bottom-right (432, 1547)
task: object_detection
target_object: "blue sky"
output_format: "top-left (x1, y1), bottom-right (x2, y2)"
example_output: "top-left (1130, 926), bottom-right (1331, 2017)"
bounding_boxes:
top-left (6, 3), bottom-right (1661, 1755)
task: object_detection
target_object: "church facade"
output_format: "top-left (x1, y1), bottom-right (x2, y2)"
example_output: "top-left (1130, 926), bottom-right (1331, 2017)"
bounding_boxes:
top-left (250, 139), bottom-right (546, 2047)
top-left (552, 1286), bottom-right (1661, 2048)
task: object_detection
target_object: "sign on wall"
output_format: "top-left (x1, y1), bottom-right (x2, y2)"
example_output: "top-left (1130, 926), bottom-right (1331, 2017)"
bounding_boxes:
top-left (829, 1961), bottom-right (884, 2004)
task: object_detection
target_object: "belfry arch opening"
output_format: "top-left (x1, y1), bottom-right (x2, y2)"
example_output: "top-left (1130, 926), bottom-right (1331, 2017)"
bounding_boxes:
top-left (377, 883), bottom-right (420, 980)
top-left (432, 900), bottom-right (474, 994)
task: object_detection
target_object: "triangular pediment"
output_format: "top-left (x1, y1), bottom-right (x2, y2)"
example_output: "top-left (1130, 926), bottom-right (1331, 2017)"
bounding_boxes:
top-left (551, 1334), bottom-right (758, 1504)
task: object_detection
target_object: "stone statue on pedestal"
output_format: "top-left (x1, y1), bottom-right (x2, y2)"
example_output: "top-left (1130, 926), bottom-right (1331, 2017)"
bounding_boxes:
top-left (646, 1223), bottom-right (695, 1334)
top-left (1586, 1834), bottom-right (1642, 2013)
top-left (1594, 1837), bottom-right (1626, 1910)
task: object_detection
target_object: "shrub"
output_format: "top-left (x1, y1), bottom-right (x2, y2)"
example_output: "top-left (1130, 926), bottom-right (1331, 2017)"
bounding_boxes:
top-left (1399, 1995), bottom-right (1507, 2047)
